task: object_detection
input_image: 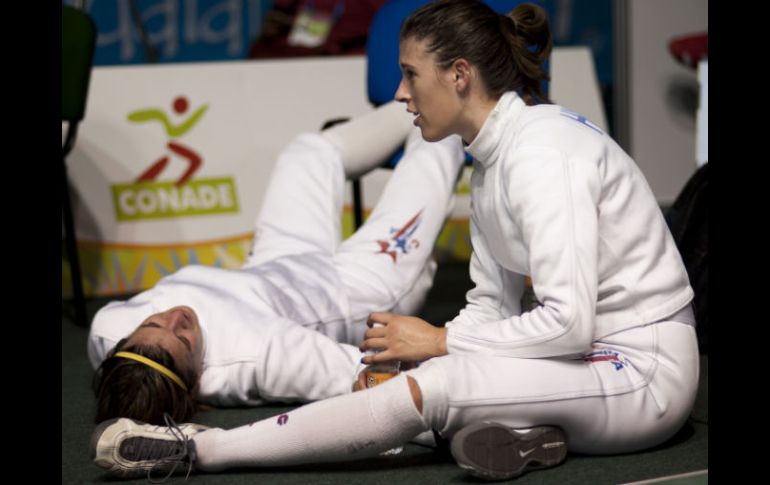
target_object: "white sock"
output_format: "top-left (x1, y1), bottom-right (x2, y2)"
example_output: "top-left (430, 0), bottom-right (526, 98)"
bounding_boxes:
top-left (321, 101), bottom-right (414, 179)
top-left (193, 374), bottom-right (428, 471)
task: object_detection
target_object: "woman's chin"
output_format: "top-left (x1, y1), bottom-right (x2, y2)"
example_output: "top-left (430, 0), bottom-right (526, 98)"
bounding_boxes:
top-left (418, 126), bottom-right (441, 142)
top-left (421, 130), bottom-right (449, 143)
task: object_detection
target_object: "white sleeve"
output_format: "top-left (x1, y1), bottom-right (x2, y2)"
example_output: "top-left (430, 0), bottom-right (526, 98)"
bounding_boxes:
top-left (256, 323), bottom-right (364, 403)
top-left (446, 146), bottom-right (600, 358)
top-left (87, 332), bottom-right (119, 370)
top-left (448, 214), bottom-right (512, 326)
top-left (87, 300), bottom-right (145, 369)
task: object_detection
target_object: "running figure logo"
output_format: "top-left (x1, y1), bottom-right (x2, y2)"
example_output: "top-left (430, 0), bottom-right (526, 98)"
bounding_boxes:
top-left (128, 96), bottom-right (209, 186)
top-left (113, 96), bottom-right (239, 222)
top-left (376, 210), bottom-right (423, 263)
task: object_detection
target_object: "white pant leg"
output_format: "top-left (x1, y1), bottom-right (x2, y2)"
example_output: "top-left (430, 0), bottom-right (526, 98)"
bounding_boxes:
top-left (407, 318), bottom-right (699, 454)
top-left (321, 101), bottom-right (415, 179)
top-left (333, 133), bottom-right (465, 342)
top-left (244, 133), bottom-right (345, 268)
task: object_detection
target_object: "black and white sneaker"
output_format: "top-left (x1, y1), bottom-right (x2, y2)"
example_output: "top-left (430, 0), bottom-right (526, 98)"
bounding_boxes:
top-left (90, 413), bottom-right (209, 481)
top-left (450, 422), bottom-right (567, 481)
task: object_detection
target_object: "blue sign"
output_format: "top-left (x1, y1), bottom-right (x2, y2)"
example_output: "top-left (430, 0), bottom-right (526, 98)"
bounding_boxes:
top-left (63, 0), bottom-right (271, 65)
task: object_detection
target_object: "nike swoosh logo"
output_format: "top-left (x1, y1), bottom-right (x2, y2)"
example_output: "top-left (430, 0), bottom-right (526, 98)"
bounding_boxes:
top-left (519, 448), bottom-right (536, 458)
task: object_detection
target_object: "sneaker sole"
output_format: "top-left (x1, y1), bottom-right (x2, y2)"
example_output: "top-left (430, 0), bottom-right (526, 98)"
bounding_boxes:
top-left (450, 422), bottom-right (567, 481)
top-left (90, 418), bottom-right (121, 460)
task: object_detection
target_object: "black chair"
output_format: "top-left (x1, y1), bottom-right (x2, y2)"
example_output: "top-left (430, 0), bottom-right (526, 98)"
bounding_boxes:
top-left (62, 5), bottom-right (97, 327)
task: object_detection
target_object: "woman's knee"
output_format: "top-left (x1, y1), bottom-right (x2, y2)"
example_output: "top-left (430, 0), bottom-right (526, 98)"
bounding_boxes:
top-left (404, 358), bottom-right (452, 430)
top-left (407, 375), bottom-right (423, 414)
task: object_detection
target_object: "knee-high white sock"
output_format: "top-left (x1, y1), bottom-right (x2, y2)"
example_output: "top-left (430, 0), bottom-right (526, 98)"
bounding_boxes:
top-left (193, 374), bottom-right (428, 471)
top-left (321, 101), bottom-right (414, 179)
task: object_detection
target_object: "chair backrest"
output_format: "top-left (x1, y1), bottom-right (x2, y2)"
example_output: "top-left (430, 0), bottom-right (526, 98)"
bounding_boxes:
top-left (62, 5), bottom-right (97, 123)
top-left (366, 0), bottom-right (550, 107)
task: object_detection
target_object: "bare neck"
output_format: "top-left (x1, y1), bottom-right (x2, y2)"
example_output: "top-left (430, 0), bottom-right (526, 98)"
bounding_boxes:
top-left (458, 92), bottom-right (499, 145)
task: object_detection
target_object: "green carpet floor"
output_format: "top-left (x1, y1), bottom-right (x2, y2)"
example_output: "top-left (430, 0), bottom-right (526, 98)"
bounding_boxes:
top-left (62, 263), bottom-right (707, 484)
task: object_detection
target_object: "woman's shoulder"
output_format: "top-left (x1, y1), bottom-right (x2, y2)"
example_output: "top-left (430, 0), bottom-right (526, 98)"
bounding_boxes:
top-left (520, 103), bottom-right (605, 136)
top-left (507, 103), bottom-right (606, 154)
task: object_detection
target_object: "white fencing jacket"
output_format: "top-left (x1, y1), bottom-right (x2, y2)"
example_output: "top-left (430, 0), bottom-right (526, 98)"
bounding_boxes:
top-left (445, 91), bottom-right (694, 358)
top-left (88, 256), bottom-right (362, 407)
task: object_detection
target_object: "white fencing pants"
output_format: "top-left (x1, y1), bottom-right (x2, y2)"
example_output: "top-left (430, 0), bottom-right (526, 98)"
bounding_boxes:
top-left (245, 130), bottom-right (465, 346)
top-left (408, 308), bottom-right (700, 454)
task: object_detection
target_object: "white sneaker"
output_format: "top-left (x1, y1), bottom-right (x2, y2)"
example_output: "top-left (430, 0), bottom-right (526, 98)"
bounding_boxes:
top-left (90, 413), bottom-right (209, 480)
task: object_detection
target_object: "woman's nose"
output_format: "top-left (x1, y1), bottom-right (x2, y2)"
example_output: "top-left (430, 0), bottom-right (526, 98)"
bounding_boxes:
top-left (394, 78), bottom-right (410, 103)
top-left (165, 309), bottom-right (188, 330)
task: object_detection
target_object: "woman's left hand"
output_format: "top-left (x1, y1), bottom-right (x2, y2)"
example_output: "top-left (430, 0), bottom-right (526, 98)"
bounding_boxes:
top-left (359, 312), bottom-right (448, 364)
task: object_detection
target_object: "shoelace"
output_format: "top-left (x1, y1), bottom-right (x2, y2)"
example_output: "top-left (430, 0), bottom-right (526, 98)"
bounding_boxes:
top-left (146, 413), bottom-right (196, 484)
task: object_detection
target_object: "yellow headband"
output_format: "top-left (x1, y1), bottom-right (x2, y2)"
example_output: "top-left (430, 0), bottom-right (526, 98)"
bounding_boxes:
top-left (114, 351), bottom-right (189, 392)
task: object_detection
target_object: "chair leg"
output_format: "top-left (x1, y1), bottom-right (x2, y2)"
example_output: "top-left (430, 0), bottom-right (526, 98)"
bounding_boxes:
top-left (352, 178), bottom-right (364, 230)
top-left (61, 156), bottom-right (88, 327)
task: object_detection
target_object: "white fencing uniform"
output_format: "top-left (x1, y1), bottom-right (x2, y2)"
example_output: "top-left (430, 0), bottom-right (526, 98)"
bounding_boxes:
top-left (406, 91), bottom-right (699, 454)
top-left (88, 130), bottom-right (466, 408)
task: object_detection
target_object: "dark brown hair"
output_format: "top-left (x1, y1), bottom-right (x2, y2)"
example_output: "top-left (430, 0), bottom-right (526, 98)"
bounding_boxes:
top-left (400, 0), bottom-right (552, 105)
top-left (92, 338), bottom-right (199, 425)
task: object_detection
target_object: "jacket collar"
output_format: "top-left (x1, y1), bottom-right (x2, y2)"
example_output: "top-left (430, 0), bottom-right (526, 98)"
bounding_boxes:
top-left (465, 91), bottom-right (526, 168)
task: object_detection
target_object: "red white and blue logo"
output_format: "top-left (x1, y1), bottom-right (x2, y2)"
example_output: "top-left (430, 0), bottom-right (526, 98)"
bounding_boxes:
top-left (583, 349), bottom-right (629, 371)
top-left (376, 210), bottom-right (423, 263)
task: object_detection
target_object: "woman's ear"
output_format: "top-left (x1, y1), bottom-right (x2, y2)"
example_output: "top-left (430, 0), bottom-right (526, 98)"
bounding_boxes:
top-left (452, 58), bottom-right (472, 92)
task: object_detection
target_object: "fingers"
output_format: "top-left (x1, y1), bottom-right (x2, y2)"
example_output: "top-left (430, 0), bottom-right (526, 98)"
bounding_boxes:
top-left (363, 325), bottom-right (387, 340)
top-left (361, 349), bottom-right (396, 365)
top-left (367, 312), bottom-right (393, 327)
top-left (359, 337), bottom-right (388, 353)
